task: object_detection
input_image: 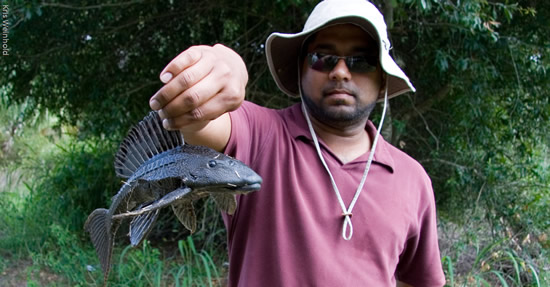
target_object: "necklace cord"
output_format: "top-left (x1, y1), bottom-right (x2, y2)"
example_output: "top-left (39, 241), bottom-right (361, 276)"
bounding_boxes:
top-left (300, 85), bottom-right (389, 240)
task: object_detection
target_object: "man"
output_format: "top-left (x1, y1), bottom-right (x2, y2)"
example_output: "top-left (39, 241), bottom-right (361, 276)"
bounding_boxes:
top-left (149, 0), bottom-right (446, 286)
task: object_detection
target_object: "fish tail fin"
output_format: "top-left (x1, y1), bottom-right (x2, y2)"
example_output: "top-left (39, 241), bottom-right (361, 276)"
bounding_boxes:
top-left (114, 111), bottom-right (185, 178)
top-left (84, 208), bottom-right (113, 283)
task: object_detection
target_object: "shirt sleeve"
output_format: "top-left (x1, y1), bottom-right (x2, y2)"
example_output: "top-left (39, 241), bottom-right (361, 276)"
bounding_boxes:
top-left (224, 101), bottom-right (277, 166)
top-left (395, 176), bottom-right (446, 287)
top-left (221, 101), bottom-right (278, 232)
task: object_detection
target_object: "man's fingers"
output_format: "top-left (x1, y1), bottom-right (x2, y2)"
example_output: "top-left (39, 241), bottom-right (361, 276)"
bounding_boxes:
top-left (150, 46), bottom-right (207, 110)
top-left (160, 46), bottom-right (204, 83)
top-left (158, 76), bottom-right (222, 120)
top-left (157, 52), bottom-right (239, 119)
top-left (160, 89), bottom-right (239, 130)
top-left (150, 51), bottom-right (213, 111)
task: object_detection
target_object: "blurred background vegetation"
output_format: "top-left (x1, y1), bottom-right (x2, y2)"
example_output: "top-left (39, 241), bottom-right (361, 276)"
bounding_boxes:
top-left (0, 0), bottom-right (548, 286)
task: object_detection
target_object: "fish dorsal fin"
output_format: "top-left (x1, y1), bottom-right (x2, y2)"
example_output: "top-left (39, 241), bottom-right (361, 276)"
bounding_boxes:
top-left (114, 111), bottom-right (184, 178)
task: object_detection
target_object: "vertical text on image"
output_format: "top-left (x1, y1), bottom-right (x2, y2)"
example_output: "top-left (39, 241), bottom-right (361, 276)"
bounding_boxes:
top-left (2, 4), bottom-right (9, 56)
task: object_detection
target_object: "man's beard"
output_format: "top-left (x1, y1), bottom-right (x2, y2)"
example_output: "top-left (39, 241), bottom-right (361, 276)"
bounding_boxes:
top-left (301, 90), bottom-right (376, 129)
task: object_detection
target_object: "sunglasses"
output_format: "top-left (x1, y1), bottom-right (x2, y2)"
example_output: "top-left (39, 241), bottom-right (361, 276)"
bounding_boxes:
top-left (307, 52), bottom-right (378, 74)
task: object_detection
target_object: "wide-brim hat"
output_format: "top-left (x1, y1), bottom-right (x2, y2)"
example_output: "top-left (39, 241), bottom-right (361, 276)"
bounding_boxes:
top-left (265, 0), bottom-right (415, 101)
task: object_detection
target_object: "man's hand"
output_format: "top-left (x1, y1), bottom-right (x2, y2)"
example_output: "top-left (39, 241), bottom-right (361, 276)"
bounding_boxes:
top-left (150, 44), bottom-right (248, 131)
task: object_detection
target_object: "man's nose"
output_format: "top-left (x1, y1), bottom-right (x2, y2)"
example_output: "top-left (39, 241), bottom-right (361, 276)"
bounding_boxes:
top-left (328, 58), bottom-right (351, 81)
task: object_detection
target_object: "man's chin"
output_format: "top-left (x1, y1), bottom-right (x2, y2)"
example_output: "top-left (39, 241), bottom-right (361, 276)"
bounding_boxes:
top-left (319, 105), bottom-right (362, 122)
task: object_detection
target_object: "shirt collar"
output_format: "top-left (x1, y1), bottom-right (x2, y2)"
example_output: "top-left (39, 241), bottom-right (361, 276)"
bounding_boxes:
top-left (284, 103), bottom-right (395, 172)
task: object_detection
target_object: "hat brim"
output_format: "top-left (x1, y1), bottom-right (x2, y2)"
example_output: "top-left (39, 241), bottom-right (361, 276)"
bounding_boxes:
top-left (266, 17), bottom-right (415, 101)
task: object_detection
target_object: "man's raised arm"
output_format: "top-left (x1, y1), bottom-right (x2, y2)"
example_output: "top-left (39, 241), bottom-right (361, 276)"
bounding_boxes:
top-left (149, 44), bottom-right (248, 152)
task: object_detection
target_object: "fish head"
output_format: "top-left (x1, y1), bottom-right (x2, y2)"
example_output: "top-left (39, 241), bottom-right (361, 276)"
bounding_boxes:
top-left (181, 146), bottom-right (262, 194)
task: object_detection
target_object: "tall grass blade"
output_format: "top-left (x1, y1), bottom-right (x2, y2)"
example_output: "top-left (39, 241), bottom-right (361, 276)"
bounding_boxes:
top-left (155, 260), bottom-right (163, 287)
top-left (490, 270), bottom-right (510, 287)
top-left (472, 238), bottom-right (506, 269)
top-left (203, 249), bottom-right (220, 280)
top-left (474, 275), bottom-right (492, 287)
top-left (187, 236), bottom-right (197, 254)
top-left (442, 255), bottom-right (454, 287)
top-left (526, 263), bottom-right (541, 287)
top-left (174, 265), bottom-right (185, 287)
top-left (504, 250), bottom-right (521, 285)
top-left (198, 251), bottom-right (213, 287)
top-left (119, 245), bottom-right (134, 278)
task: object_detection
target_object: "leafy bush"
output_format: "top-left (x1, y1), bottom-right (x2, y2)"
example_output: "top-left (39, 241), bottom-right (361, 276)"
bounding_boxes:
top-left (29, 138), bottom-right (119, 233)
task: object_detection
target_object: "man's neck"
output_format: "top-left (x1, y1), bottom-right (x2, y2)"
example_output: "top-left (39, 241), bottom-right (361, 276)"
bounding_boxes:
top-left (309, 115), bottom-right (371, 164)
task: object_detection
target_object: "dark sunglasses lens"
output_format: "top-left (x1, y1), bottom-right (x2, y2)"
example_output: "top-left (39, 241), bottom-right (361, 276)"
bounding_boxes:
top-left (346, 56), bottom-right (377, 73)
top-left (309, 54), bottom-right (335, 71)
top-left (308, 53), bottom-right (377, 73)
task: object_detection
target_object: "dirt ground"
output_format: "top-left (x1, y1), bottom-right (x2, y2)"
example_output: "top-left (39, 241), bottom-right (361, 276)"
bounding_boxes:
top-left (0, 259), bottom-right (62, 287)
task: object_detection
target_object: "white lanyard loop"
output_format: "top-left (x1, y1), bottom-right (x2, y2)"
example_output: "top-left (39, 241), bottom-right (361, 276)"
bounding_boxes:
top-left (300, 85), bottom-right (388, 240)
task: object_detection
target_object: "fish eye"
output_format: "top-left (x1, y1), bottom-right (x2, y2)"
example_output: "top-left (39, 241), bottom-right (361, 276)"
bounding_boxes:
top-left (208, 160), bottom-right (217, 168)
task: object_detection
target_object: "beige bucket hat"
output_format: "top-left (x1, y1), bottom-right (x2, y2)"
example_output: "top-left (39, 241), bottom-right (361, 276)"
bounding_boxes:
top-left (265, 0), bottom-right (415, 100)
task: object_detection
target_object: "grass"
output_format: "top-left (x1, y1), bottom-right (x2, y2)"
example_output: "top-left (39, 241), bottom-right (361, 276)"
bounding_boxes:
top-left (438, 218), bottom-right (549, 286)
top-left (0, 200), bottom-right (226, 286)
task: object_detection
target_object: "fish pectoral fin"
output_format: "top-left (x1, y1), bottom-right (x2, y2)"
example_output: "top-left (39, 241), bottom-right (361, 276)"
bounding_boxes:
top-left (211, 194), bottom-right (237, 215)
top-left (129, 209), bottom-right (160, 247)
top-left (84, 208), bottom-right (113, 282)
top-left (112, 187), bottom-right (192, 219)
top-left (172, 201), bottom-right (196, 234)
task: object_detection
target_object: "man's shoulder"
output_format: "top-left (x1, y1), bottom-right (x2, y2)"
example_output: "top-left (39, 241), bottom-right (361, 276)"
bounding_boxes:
top-left (236, 101), bottom-right (301, 128)
top-left (381, 140), bottom-right (430, 179)
top-left (237, 101), bottom-right (293, 118)
top-left (240, 100), bottom-right (298, 113)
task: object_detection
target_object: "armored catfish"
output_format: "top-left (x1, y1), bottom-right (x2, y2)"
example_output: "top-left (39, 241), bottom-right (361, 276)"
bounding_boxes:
top-left (84, 111), bottom-right (261, 284)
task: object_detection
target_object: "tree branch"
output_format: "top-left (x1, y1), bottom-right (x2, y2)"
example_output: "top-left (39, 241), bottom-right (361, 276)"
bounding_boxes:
top-left (406, 94), bottom-right (440, 150)
top-left (419, 158), bottom-right (485, 179)
top-left (40, 1), bottom-right (143, 10)
top-left (399, 83), bottom-right (451, 123)
top-left (125, 81), bottom-right (159, 97)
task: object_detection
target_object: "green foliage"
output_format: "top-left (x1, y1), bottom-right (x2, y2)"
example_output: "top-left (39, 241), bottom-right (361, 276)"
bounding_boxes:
top-left (29, 138), bottom-right (118, 232)
top-left (30, 223), bottom-right (94, 285)
top-left (0, 142), bottom-right (116, 273)
top-left (385, 0), bottom-right (550, 236)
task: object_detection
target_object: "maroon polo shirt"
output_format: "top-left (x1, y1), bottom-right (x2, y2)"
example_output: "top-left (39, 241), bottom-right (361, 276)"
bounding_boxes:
top-left (223, 101), bottom-right (445, 287)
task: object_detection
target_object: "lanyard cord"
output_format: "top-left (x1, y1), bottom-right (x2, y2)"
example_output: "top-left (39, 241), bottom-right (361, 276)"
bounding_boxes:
top-left (300, 85), bottom-right (388, 240)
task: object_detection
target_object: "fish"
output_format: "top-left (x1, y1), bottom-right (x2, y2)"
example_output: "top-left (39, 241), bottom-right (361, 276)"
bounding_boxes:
top-left (84, 111), bottom-right (261, 284)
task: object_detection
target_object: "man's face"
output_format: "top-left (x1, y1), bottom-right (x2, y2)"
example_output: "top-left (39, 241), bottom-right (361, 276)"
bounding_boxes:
top-left (300, 24), bottom-right (383, 128)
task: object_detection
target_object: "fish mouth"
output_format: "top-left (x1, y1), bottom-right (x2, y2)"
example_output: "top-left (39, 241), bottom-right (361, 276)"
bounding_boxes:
top-left (196, 182), bottom-right (261, 194)
top-left (234, 182), bottom-right (261, 193)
